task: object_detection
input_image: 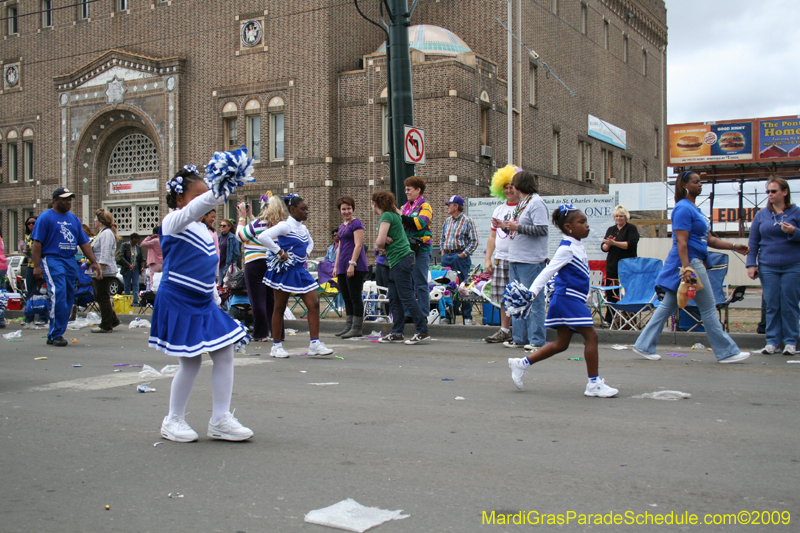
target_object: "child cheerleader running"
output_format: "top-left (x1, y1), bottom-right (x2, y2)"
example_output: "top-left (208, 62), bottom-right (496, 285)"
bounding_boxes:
top-left (256, 194), bottom-right (334, 358)
top-left (154, 160), bottom-right (253, 442)
top-left (507, 204), bottom-right (619, 398)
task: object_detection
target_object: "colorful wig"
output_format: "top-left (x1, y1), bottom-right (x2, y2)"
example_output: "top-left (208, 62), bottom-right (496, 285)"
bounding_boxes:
top-left (490, 165), bottom-right (522, 200)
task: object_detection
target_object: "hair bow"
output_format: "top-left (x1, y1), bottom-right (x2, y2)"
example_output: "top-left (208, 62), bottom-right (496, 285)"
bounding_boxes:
top-left (558, 203), bottom-right (577, 216)
top-left (259, 191), bottom-right (272, 209)
top-left (284, 193), bottom-right (299, 203)
top-left (166, 175), bottom-right (185, 194)
top-left (183, 164), bottom-right (198, 174)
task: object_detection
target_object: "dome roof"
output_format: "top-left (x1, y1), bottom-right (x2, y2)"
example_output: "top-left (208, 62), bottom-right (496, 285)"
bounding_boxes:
top-left (376, 25), bottom-right (471, 57)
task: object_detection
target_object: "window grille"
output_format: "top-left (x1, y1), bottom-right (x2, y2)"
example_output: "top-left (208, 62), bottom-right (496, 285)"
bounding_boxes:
top-left (108, 134), bottom-right (159, 176)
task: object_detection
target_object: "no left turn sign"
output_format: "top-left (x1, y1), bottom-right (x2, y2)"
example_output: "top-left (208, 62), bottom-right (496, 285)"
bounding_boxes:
top-left (404, 125), bottom-right (426, 165)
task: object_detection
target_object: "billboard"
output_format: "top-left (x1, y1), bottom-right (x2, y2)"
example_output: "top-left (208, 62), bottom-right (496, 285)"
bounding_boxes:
top-left (669, 115), bottom-right (800, 166)
top-left (668, 121), bottom-right (754, 165)
top-left (588, 115), bottom-right (627, 150)
top-left (758, 117), bottom-right (800, 160)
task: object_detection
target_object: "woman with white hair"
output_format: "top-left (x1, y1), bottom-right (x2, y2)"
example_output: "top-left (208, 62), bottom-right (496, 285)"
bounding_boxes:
top-left (600, 205), bottom-right (639, 326)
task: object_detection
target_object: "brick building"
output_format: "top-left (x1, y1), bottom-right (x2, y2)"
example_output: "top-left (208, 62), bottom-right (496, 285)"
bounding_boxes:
top-left (0, 0), bottom-right (667, 257)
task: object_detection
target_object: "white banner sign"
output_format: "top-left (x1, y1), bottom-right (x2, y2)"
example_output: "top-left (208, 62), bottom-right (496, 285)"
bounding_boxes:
top-left (109, 178), bottom-right (159, 195)
top-left (467, 195), bottom-right (616, 262)
top-left (588, 114), bottom-right (627, 150)
top-left (609, 182), bottom-right (669, 211)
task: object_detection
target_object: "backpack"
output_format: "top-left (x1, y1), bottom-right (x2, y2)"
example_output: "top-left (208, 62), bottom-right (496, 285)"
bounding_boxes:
top-left (227, 267), bottom-right (248, 295)
top-left (115, 241), bottom-right (125, 266)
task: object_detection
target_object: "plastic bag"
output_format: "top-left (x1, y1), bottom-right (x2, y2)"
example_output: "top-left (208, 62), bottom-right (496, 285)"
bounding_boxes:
top-left (632, 390), bottom-right (691, 401)
top-left (129, 318), bottom-right (151, 329)
top-left (86, 312), bottom-right (101, 324)
top-left (138, 364), bottom-right (163, 379)
top-left (284, 308), bottom-right (294, 320)
top-left (3, 330), bottom-right (22, 340)
top-left (159, 365), bottom-right (179, 377)
top-left (676, 267), bottom-right (704, 309)
top-left (304, 498), bottom-right (409, 533)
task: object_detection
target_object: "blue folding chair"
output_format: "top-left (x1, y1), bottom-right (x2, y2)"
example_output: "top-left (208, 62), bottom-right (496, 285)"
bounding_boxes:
top-left (605, 257), bottom-right (663, 331)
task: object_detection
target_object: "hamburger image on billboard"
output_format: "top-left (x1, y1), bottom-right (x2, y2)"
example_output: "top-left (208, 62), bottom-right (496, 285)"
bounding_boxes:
top-left (719, 131), bottom-right (745, 151)
top-left (677, 135), bottom-right (703, 152)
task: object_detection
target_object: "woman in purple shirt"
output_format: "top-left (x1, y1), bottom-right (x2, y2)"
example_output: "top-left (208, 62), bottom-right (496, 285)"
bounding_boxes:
top-left (333, 196), bottom-right (368, 338)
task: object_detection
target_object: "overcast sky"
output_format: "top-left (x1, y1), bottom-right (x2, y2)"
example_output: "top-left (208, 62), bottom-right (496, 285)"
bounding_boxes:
top-left (666, 0), bottom-right (799, 125)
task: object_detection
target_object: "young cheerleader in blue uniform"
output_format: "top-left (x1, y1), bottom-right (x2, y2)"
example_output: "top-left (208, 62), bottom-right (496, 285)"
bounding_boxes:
top-left (153, 163), bottom-right (253, 442)
top-left (507, 204), bottom-right (619, 398)
top-left (257, 194), bottom-right (334, 358)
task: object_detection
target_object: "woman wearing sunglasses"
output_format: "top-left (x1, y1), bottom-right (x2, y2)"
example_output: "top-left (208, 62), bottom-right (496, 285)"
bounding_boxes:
top-left (747, 178), bottom-right (800, 356)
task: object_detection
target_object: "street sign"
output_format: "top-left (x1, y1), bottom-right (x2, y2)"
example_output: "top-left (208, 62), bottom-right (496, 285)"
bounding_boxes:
top-left (404, 125), bottom-right (426, 165)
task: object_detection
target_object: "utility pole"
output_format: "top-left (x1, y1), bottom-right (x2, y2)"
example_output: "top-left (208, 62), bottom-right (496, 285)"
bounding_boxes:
top-left (354, 0), bottom-right (417, 206)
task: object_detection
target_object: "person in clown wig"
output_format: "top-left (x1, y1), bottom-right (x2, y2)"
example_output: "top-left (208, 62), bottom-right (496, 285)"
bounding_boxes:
top-left (483, 164), bottom-right (521, 344)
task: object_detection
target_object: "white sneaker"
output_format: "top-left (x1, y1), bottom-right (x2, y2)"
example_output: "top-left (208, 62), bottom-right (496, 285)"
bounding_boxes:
top-left (584, 379), bottom-right (619, 398)
top-left (207, 410), bottom-right (253, 441)
top-left (758, 344), bottom-right (778, 354)
top-left (719, 352), bottom-right (750, 364)
top-left (633, 346), bottom-right (661, 361)
top-left (783, 345), bottom-right (796, 355)
top-left (508, 357), bottom-right (528, 390)
top-left (308, 341), bottom-right (333, 356)
top-left (464, 318), bottom-right (473, 325)
top-left (161, 415), bottom-right (198, 443)
top-left (503, 341), bottom-right (524, 348)
top-left (270, 345), bottom-right (289, 358)
top-left (524, 344), bottom-right (542, 352)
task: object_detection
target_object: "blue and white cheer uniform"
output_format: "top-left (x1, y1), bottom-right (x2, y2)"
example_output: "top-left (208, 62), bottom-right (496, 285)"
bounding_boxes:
top-left (530, 236), bottom-right (593, 329)
top-left (149, 190), bottom-right (247, 357)
top-left (256, 217), bottom-right (318, 294)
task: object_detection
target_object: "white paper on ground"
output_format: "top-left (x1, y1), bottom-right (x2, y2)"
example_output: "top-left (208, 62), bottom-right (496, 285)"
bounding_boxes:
top-left (304, 498), bottom-right (409, 533)
top-left (159, 364), bottom-right (179, 376)
top-left (631, 390), bottom-right (691, 400)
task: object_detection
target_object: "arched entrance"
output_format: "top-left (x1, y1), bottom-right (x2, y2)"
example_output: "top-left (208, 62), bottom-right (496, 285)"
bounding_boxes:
top-left (71, 106), bottom-right (164, 235)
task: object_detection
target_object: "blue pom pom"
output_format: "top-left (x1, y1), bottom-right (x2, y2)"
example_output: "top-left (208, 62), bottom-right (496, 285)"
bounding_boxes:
top-left (204, 146), bottom-right (255, 200)
top-left (502, 280), bottom-right (534, 319)
top-left (0, 292), bottom-right (8, 310)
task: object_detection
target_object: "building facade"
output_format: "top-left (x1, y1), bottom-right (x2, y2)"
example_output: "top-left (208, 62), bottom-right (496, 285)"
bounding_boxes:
top-left (0, 0), bottom-right (667, 256)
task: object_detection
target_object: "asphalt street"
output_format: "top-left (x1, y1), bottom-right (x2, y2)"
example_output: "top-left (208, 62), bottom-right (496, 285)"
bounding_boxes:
top-left (1, 319), bottom-right (798, 533)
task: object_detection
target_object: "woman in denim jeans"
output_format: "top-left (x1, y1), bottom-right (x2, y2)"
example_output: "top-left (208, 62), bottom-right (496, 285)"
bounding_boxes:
top-left (633, 171), bottom-right (750, 364)
top-left (746, 178), bottom-right (800, 356)
top-left (372, 190), bottom-right (430, 345)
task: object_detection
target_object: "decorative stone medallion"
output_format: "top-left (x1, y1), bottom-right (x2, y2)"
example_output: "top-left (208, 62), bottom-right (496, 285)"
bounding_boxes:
top-left (59, 92), bottom-right (68, 106)
top-left (106, 76), bottom-right (126, 105)
top-left (4, 64), bottom-right (20, 88)
top-left (240, 20), bottom-right (263, 47)
top-left (166, 76), bottom-right (176, 92)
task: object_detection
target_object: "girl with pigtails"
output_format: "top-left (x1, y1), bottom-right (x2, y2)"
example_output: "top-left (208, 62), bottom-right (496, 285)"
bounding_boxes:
top-left (506, 204), bottom-right (619, 398)
top-left (256, 194), bottom-right (334, 358)
top-left (154, 150), bottom-right (255, 443)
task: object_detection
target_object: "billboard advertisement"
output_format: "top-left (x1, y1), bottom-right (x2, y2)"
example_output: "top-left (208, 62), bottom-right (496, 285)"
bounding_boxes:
top-left (758, 117), bottom-right (800, 160)
top-left (668, 121), bottom-right (754, 165)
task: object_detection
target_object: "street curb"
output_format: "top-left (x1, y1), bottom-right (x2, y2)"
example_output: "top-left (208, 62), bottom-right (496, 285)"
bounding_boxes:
top-left (4, 311), bottom-right (767, 350)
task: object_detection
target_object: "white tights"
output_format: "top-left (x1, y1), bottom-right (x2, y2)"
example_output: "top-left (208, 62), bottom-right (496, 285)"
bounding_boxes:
top-left (167, 344), bottom-right (234, 424)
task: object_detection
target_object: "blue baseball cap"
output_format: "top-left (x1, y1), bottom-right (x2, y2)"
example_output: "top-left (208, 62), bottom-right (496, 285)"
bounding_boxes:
top-left (445, 195), bottom-right (465, 206)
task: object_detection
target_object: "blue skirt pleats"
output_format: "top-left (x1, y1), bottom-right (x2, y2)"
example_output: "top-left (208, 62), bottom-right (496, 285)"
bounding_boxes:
top-left (544, 294), bottom-right (594, 329)
top-left (149, 282), bottom-right (247, 357)
top-left (263, 266), bottom-right (318, 294)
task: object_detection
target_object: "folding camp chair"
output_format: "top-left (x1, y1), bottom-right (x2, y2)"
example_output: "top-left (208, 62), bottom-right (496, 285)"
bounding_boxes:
top-left (318, 282), bottom-right (342, 319)
top-left (362, 281), bottom-right (391, 322)
top-left (679, 253), bottom-right (746, 332)
top-left (604, 257), bottom-right (663, 330)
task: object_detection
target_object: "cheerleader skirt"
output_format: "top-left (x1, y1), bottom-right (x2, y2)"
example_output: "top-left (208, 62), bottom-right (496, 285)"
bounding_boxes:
top-left (263, 264), bottom-right (318, 294)
top-left (543, 294), bottom-right (594, 330)
top-left (149, 281), bottom-right (247, 357)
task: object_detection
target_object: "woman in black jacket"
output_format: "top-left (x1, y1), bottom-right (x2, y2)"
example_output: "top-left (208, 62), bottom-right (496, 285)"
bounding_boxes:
top-left (600, 205), bottom-right (639, 326)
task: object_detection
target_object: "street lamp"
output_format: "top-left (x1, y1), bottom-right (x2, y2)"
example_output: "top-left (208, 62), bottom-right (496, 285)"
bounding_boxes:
top-left (353, 0), bottom-right (418, 205)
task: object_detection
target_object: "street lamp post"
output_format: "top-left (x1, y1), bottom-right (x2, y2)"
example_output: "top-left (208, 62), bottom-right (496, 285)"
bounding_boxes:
top-left (354, 0), bottom-right (418, 206)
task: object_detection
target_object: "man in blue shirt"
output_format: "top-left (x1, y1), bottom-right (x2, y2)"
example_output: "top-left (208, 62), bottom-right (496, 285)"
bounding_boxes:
top-left (32, 188), bottom-right (102, 346)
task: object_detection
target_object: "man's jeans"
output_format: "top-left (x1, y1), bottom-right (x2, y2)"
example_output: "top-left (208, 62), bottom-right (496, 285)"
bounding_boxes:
top-left (123, 268), bottom-right (140, 305)
top-left (388, 253), bottom-right (428, 336)
top-left (634, 258), bottom-right (740, 360)
top-left (440, 252), bottom-right (473, 320)
top-left (509, 261), bottom-right (546, 346)
top-left (411, 248), bottom-right (431, 315)
top-left (759, 262), bottom-right (800, 347)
